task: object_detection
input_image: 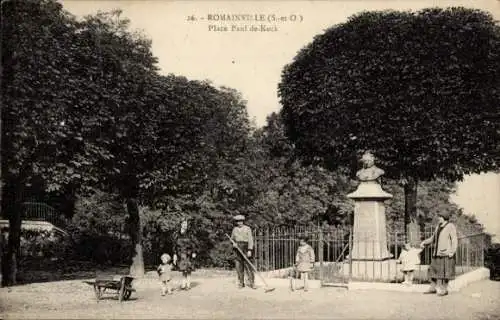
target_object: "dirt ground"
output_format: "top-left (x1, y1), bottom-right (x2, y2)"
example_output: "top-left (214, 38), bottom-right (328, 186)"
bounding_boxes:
top-left (0, 272), bottom-right (499, 319)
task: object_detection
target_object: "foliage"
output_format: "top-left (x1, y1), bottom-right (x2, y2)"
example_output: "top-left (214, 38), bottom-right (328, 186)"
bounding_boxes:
top-left (71, 235), bottom-right (132, 265)
top-left (1, 0), bottom-right (117, 285)
top-left (208, 241), bottom-right (236, 269)
top-left (278, 7), bottom-right (500, 244)
top-left (279, 7), bottom-right (500, 181)
top-left (69, 191), bottom-right (126, 237)
top-left (2, 0), bottom-right (254, 277)
top-left (383, 178), bottom-right (461, 231)
top-left (68, 191), bottom-right (131, 264)
top-left (18, 230), bottom-right (72, 261)
top-left (1, 0), bottom-right (118, 196)
top-left (251, 113), bottom-right (354, 227)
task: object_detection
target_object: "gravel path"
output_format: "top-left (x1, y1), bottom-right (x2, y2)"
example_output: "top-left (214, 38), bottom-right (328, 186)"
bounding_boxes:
top-left (0, 275), bottom-right (498, 319)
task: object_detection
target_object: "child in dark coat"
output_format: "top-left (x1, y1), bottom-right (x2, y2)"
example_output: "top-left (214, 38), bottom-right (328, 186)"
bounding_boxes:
top-left (173, 219), bottom-right (198, 290)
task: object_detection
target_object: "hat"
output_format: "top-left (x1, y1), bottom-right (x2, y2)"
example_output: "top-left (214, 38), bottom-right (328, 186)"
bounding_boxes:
top-left (233, 214), bottom-right (245, 221)
top-left (438, 212), bottom-right (451, 220)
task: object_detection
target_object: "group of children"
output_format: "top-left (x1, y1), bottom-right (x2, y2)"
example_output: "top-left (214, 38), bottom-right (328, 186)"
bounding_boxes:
top-left (289, 238), bottom-right (426, 289)
top-left (157, 236), bottom-right (424, 296)
top-left (288, 236), bottom-right (425, 291)
top-left (156, 251), bottom-right (195, 296)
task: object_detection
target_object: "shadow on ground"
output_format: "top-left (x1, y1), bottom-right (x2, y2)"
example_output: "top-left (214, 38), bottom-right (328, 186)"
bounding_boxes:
top-left (15, 258), bottom-right (142, 285)
top-left (14, 258), bottom-right (235, 286)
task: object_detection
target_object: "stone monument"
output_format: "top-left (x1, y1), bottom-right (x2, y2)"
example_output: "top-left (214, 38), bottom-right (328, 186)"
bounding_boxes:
top-left (345, 152), bottom-right (397, 281)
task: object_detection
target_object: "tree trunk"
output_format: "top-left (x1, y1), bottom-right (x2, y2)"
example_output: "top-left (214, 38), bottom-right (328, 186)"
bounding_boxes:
top-left (404, 176), bottom-right (420, 246)
top-left (0, 154), bottom-right (2, 286)
top-left (126, 198), bottom-right (144, 277)
top-left (3, 184), bottom-right (23, 286)
top-left (0, 31), bottom-right (3, 287)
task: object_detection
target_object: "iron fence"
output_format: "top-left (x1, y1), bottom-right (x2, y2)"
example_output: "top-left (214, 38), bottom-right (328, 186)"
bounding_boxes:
top-left (20, 202), bottom-right (69, 230)
top-left (253, 225), bottom-right (487, 285)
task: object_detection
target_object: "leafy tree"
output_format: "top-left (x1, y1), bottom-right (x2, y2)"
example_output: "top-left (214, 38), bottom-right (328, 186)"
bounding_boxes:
top-left (248, 113), bottom-right (353, 227)
top-left (278, 7), bottom-right (500, 245)
top-left (70, 10), bottom-right (162, 276)
top-left (69, 191), bottom-right (131, 265)
top-left (136, 79), bottom-right (252, 266)
top-left (1, 0), bottom-right (114, 285)
top-left (71, 191), bottom-right (126, 238)
top-left (2, 0), bottom-right (255, 278)
top-left (383, 178), bottom-right (462, 233)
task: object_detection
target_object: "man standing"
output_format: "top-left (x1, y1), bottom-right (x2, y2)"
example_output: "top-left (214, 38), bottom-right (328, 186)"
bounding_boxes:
top-left (231, 215), bottom-right (256, 289)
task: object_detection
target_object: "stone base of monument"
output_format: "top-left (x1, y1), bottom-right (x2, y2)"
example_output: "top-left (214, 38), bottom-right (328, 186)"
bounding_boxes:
top-left (342, 259), bottom-right (399, 282)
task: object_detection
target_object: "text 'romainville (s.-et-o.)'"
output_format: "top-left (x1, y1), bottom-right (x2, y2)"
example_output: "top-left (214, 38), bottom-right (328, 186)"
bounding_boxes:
top-left (185, 13), bottom-right (304, 32)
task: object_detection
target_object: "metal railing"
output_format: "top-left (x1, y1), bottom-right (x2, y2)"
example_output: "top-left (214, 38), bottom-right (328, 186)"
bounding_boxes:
top-left (20, 202), bottom-right (69, 230)
top-left (253, 225), bottom-right (486, 284)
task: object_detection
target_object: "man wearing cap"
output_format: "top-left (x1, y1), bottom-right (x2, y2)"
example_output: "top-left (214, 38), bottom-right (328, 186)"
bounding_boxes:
top-left (231, 214), bottom-right (256, 289)
top-left (420, 211), bottom-right (458, 296)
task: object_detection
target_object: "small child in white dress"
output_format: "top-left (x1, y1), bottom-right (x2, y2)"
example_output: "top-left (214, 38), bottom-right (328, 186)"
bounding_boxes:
top-left (291, 236), bottom-right (315, 292)
top-left (157, 253), bottom-right (174, 295)
top-left (397, 243), bottom-right (423, 285)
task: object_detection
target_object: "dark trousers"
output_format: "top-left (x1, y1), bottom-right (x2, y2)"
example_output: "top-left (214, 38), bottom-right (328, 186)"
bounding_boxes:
top-left (234, 242), bottom-right (254, 286)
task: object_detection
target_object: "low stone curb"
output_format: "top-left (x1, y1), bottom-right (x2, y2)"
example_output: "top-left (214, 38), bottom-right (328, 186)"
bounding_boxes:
top-left (448, 267), bottom-right (490, 292)
top-left (348, 267), bottom-right (490, 293)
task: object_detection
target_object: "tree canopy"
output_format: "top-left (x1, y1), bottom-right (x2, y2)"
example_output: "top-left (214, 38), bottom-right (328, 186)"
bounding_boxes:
top-left (2, 0), bottom-right (254, 280)
top-left (278, 7), bottom-right (500, 244)
top-left (278, 7), bottom-right (500, 181)
top-left (1, 0), bottom-right (116, 285)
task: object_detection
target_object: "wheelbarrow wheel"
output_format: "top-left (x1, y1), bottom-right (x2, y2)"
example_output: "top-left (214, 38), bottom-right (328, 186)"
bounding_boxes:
top-left (93, 285), bottom-right (103, 301)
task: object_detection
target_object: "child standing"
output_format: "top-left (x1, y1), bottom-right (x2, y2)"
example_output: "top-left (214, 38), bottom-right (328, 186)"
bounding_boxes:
top-left (292, 235), bottom-right (315, 292)
top-left (157, 253), bottom-right (174, 296)
top-left (173, 219), bottom-right (198, 290)
top-left (397, 243), bottom-right (423, 285)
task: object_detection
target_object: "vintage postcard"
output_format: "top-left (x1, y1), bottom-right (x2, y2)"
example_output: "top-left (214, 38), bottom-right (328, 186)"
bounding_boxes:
top-left (1, 0), bottom-right (499, 318)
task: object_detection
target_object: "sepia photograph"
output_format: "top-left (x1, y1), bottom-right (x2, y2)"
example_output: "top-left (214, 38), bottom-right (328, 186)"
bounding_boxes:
top-left (1, 0), bottom-right (500, 319)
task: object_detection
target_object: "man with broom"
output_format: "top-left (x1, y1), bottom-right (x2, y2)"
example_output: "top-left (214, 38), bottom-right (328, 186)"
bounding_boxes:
top-left (230, 214), bottom-right (257, 289)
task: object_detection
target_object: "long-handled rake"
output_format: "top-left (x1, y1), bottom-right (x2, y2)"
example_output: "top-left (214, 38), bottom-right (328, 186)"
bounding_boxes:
top-left (225, 234), bottom-right (275, 293)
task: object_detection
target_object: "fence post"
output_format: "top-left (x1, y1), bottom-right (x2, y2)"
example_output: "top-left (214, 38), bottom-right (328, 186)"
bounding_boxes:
top-left (394, 231), bottom-right (399, 263)
top-left (481, 234), bottom-right (485, 267)
top-left (265, 228), bottom-right (270, 271)
top-left (466, 238), bottom-right (470, 270)
top-left (318, 226), bottom-right (324, 284)
top-left (253, 229), bottom-right (258, 271)
top-left (348, 224), bottom-right (353, 282)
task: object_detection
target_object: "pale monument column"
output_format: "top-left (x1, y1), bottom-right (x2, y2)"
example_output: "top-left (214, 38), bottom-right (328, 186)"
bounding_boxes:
top-left (347, 152), bottom-right (392, 261)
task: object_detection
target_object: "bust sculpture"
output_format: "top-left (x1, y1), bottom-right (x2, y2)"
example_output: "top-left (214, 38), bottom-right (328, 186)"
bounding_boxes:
top-left (356, 152), bottom-right (385, 183)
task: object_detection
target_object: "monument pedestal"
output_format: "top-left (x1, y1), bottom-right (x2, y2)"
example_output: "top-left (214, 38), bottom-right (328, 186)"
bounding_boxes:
top-left (347, 180), bottom-right (393, 280)
top-left (343, 260), bottom-right (399, 282)
top-left (350, 200), bottom-right (392, 260)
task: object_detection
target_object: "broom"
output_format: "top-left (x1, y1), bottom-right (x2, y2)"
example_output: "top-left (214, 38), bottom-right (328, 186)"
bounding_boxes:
top-left (225, 234), bottom-right (275, 293)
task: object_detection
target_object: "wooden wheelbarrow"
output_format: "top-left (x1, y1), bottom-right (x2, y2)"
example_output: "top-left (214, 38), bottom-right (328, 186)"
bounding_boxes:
top-left (83, 275), bottom-right (135, 302)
